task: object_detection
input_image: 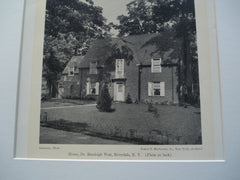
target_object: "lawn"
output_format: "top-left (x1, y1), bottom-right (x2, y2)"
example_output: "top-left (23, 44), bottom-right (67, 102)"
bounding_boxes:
top-left (40, 103), bottom-right (201, 144)
top-left (41, 98), bottom-right (95, 108)
top-left (40, 127), bottom-right (130, 144)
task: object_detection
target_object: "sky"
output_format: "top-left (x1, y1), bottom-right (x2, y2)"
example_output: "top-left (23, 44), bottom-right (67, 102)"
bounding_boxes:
top-left (93, 0), bottom-right (132, 35)
top-left (93, 0), bottom-right (131, 24)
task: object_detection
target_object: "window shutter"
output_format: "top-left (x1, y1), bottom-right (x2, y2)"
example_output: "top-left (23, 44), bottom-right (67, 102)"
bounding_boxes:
top-left (122, 59), bottom-right (124, 76)
top-left (151, 59), bottom-right (153, 72)
top-left (148, 82), bottom-right (153, 96)
top-left (160, 82), bottom-right (165, 96)
top-left (159, 58), bottom-right (162, 72)
top-left (86, 82), bottom-right (90, 95)
top-left (95, 82), bottom-right (99, 95)
top-left (151, 58), bottom-right (162, 73)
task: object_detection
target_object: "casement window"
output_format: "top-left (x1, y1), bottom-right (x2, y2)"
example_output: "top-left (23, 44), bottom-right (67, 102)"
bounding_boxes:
top-left (151, 58), bottom-right (162, 73)
top-left (86, 82), bottom-right (99, 95)
top-left (68, 66), bottom-right (75, 76)
top-left (115, 59), bottom-right (124, 78)
top-left (89, 62), bottom-right (97, 74)
top-left (148, 82), bottom-right (165, 96)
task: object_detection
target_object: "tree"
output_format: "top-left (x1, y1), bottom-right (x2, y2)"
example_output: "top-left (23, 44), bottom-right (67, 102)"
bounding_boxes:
top-left (117, 0), bottom-right (155, 36)
top-left (43, 50), bottom-right (64, 97)
top-left (96, 84), bottom-right (113, 112)
top-left (116, 0), bottom-right (177, 36)
top-left (126, 93), bottom-right (133, 104)
top-left (43, 0), bottom-right (111, 97)
top-left (115, 0), bottom-right (199, 104)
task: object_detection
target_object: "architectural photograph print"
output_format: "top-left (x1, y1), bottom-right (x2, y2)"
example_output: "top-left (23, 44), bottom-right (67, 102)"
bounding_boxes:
top-left (40, 0), bottom-right (201, 146)
top-left (14, 0), bottom-right (224, 161)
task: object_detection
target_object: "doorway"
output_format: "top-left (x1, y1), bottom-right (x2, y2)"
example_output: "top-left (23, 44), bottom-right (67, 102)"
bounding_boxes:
top-left (114, 82), bottom-right (125, 101)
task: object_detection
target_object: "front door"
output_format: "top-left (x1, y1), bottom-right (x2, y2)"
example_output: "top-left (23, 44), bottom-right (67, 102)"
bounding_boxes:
top-left (114, 82), bottom-right (125, 101)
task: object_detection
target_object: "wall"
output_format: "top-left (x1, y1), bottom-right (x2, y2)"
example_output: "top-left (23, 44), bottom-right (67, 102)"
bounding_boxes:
top-left (61, 68), bottom-right (105, 99)
top-left (124, 60), bottom-right (139, 102)
top-left (62, 74), bottom-right (81, 98)
top-left (140, 66), bottom-right (179, 104)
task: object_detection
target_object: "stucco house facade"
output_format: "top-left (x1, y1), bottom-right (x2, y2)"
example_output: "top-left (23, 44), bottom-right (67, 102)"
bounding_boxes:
top-left (58, 32), bottom-right (180, 104)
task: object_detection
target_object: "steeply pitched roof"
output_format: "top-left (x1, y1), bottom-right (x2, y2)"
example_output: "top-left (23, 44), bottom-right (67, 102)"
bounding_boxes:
top-left (62, 56), bottom-right (84, 74)
top-left (79, 38), bottom-right (117, 67)
top-left (62, 32), bottom-right (181, 74)
top-left (81, 31), bottom-right (181, 67)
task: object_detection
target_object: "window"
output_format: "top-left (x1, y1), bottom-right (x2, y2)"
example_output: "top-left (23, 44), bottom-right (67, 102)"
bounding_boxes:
top-left (74, 66), bottom-right (78, 73)
top-left (153, 83), bottom-right (161, 96)
top-left (86, 82), bottom-right (99, 95)
top-left (68, 66), bottom-right (75, 76)
top-left (58, 82), bottom-right (63, 88)
top-left (90, 83), bottom-right (96, 95)
top-left (151, 58), bottom-right (162, 73)
top-left (89, 62), bottom-right (97, 74)
top-left (115, 59), bottom-right (124, 78)
top-left (148, 82), bottom-right (165, 96)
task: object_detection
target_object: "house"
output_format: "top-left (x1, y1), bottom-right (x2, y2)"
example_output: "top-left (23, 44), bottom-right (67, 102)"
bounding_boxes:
top-left (58, 32), bottom-right (181, 104)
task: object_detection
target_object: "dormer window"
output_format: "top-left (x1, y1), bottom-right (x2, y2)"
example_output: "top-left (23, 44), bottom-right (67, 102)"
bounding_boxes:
top-left (151, 58), bottom-right (162, 73)
top-left (89, 62), bottom-right (97, 74)
top-left (68, 66), bottom-right (75, 76)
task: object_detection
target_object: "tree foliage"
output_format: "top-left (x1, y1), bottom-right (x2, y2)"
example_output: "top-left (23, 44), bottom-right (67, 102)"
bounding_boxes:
top-left (43, 0), bottom-right (110, 97)
top-left (116, 0), bottom-right (199, 104)
top-left (116, 0), bottom-right (195, 36)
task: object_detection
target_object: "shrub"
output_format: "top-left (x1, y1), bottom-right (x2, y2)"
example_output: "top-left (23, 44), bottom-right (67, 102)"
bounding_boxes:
top-left (148, 102), bottom-right (159, 118)
top-left (96, 83), bottom-right (113, 112)
top-left (148, 102), bottom-right (155, 112)
top-left (134, 99), bottom-right (139, 104)
top-left (84, 96), bottom-right (97, 101)
top-left (153, 108), bottom-right (159, 118)
top-left (126, 93), bottom-right (132, 104)
top-left (41, 94), bottom-right (51, 101)
top-left (161, 101), bottom-right (169, 105)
